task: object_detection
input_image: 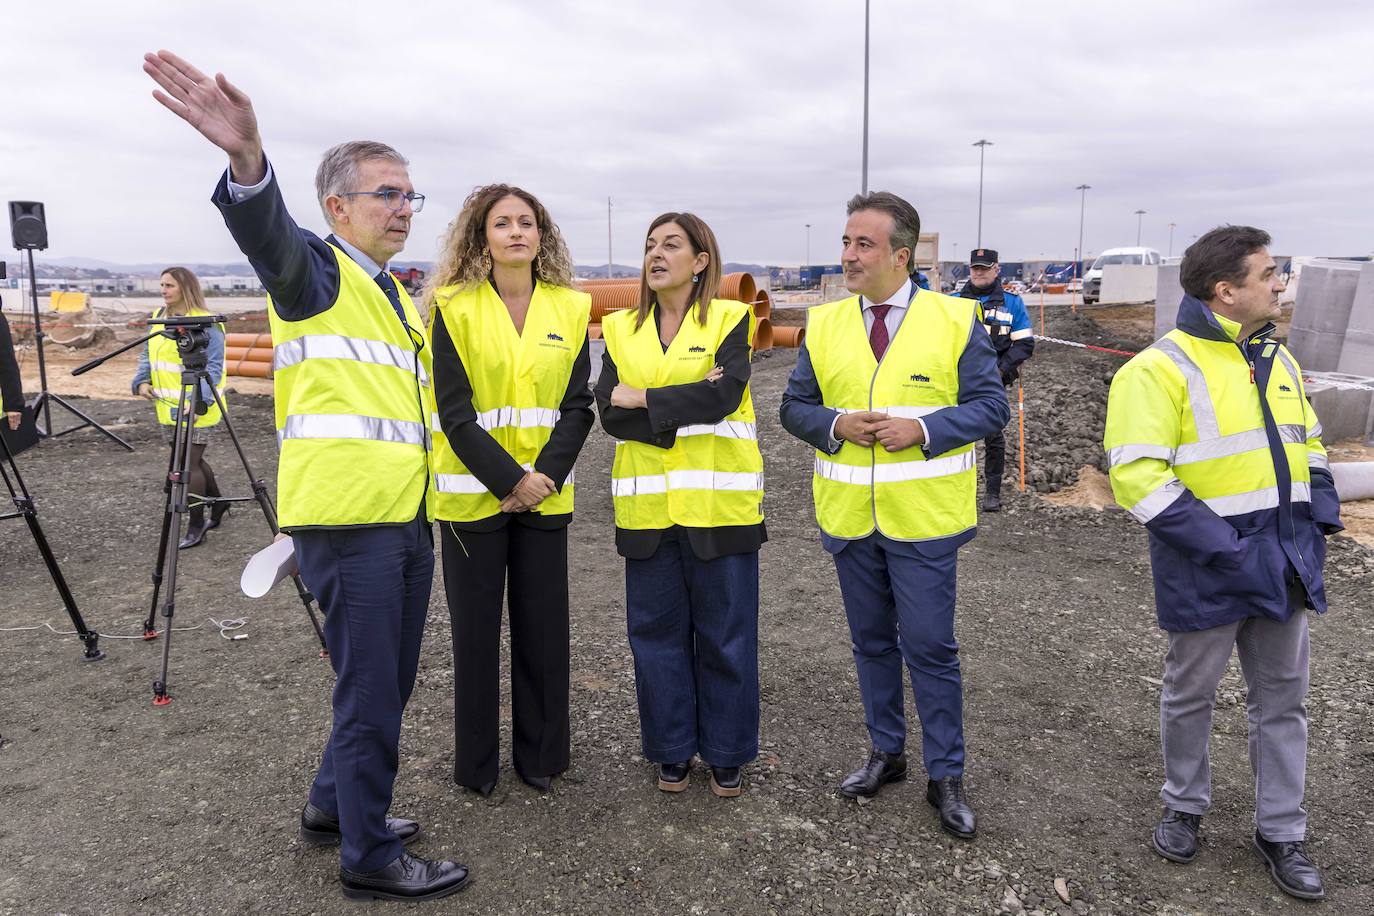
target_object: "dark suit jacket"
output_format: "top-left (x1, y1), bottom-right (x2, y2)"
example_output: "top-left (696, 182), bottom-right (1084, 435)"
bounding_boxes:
top-left (779, 305), bottom-right (1010, 557)
top-left (0, 310), bottom-right (23, 412)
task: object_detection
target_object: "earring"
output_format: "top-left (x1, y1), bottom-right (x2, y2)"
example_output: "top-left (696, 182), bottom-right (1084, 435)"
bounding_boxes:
top-left (692, 273), bottom-right (700, 284)
top-left (479, 247), bottom-right (492, 275)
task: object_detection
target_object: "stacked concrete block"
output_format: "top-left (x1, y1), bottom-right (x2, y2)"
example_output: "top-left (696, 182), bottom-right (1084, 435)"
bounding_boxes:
top-left (1153, 263), bottom-right (1184, 341)
top-left (1336, 261), bottom-right (1374, 375)
top-left (1304, 371), bottom-right (1374, 442)
top-left (1288, 260), bottom-right (1361, 371)
top-left (1101, 265), bottom-right (1158, 305)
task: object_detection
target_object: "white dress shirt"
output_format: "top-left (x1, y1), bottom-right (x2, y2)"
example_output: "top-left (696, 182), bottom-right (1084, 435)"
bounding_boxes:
top-left (827, 278), bottom-right (930, 450)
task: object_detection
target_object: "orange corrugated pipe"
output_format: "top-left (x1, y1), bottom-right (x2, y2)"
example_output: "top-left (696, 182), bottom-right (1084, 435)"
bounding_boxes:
top-left (226, 361), bottom-right (272, 379)
top-left (772, 325), bottom-right (804, 348)
top-left (588, 324), bottom-right (603, 340)
top-left (226, 331), bottom-right (273, 349)
top-left (752, 317), bottom-right (773, 352)
top-left (225, 346), bottom-right (274, 364)
top-left (752, 290), bottom-right (771, 322)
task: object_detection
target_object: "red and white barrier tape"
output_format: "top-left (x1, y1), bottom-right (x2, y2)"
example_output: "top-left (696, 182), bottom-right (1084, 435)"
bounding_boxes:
top-left (1033, 334), bottom-right (1139, 358)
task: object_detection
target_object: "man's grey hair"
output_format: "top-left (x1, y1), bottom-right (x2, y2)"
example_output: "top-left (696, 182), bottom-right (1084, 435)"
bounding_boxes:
top-left (315, 140), bottom-right (409, 224)
top-left (846, 191), bottom-right (922, 273)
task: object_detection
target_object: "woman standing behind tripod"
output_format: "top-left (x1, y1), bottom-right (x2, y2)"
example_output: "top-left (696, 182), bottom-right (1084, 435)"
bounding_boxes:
top-left (131, 267), bottom-right (227, 549)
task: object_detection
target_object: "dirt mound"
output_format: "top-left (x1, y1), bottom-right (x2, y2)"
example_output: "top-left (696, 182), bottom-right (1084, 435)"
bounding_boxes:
top-left (1040, 464), bottom-right (1116, 510)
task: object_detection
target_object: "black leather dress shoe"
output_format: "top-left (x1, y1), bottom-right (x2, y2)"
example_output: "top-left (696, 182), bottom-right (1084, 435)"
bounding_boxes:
top-left (339, 851), bottom-right (471, 902)
top-left (178, 521), bottom-right (208, 550)
top-left (519, 772), bottom-right (553, 793)
top-left (298, 803), bottom-right (421, 847)
top-left (1152, 809), bottom-right (1201, 863)
top-left (982, 494), bottom-right (1002, 512)
top-left (1254, 831), bottom-right (1325, 900)
top-left (658, 761), bottom-right (690, 792)
top-left (839, 748), bottom-right (907, 799)
top-left (709, 766), bottom-right (743, 798)
top-left (926, 776), bottom-right (977, 839)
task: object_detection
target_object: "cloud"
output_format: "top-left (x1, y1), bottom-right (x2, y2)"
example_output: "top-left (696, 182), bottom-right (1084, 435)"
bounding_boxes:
top-left (3, 0), bottom-right (1371, 269)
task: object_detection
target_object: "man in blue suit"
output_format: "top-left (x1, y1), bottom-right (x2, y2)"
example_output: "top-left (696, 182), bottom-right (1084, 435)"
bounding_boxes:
top-left (142, 50), bottom-right (469, 902)
top-left (780, 192), bottom-right (1008, 838)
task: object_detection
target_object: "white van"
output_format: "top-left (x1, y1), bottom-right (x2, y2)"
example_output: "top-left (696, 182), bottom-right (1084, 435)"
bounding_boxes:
top-left (1083, 246), bottom-right (1161, 305)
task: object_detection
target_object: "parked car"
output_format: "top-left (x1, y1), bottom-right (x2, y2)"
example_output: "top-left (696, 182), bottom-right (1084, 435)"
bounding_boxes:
top-left (1082, 247), bottom-right (1160, 305)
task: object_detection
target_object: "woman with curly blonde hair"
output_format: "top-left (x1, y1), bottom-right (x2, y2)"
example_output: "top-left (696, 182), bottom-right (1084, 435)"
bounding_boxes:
top-left (426, 184), bottom-right (593, 796)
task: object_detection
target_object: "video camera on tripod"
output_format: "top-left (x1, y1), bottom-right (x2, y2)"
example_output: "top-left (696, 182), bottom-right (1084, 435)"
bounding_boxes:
top-left (75, 313), bottom-right (327, 706)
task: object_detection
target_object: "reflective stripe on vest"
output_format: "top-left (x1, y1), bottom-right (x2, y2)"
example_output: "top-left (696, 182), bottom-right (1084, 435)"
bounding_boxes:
top-left (274, 334), bottom-right (430, 387)
top-left (437, 464), bottom-right (575, 495)
top-left (1204, 481), bottom-right (1311, 517)
top-left (813, 450), bottom-right (974, 486)
top-left (278, 413), bottom-right (428, 447)
top-left (675, 419), bottom-right (757, 440)
top-left (1108, 424), bottom-right (1307, 467)
top-left (1128, 477), bottom-right (1187, 524)
top-left (610, 469), bottom-right (764, 497)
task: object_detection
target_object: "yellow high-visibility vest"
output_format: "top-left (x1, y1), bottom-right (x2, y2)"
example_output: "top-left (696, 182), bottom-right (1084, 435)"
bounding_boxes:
top-left (806, 289), bottom-right (977, 541)
top-left (429, 281), bottom-right (590, 522)
top-left (268, 245), bottom-right (434, 529)
top-left (1105, 321), bottom-right (1325, 525)
top-left (147, 307), bottom-right (224, 428)
top-left (603, 298), bottom-right (763, 530)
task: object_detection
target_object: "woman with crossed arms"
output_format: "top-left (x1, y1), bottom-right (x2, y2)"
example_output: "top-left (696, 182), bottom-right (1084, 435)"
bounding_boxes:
top-left (595, 212), bottom-right (765, 797)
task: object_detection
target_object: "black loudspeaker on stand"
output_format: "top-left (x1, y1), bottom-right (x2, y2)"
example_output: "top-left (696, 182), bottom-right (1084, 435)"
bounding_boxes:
top-left (73, 315), bottom-right (327, 706)
top-left (0, 426), bottom-right (105, 662)
top-left (8, 200), bottom-right (132, 452)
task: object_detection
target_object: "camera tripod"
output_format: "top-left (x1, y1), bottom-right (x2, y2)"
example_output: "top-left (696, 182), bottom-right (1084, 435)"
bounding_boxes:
top-left (1, 426), bottom-right (105, 662)
top-left (75, 315), bottom-right (326, 705)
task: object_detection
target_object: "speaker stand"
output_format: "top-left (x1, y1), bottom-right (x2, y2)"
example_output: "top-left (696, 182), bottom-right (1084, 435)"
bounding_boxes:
top-left (22, 248), bottom-right (132, 451)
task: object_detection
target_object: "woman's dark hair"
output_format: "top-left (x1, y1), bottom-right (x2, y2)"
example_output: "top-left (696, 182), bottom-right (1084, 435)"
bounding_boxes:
top-left (1180, 225), bottom-right (1271, 301)
top-left (634, 213), bottom-right (722, 330)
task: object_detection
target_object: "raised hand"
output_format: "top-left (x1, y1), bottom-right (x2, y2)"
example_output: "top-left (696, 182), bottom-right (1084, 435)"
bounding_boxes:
top-left (142, 50), bottom-right (265, 184)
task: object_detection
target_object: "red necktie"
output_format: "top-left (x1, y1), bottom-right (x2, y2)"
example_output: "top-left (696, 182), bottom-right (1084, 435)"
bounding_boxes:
top-left (869, 303), bottom-right (892, 360)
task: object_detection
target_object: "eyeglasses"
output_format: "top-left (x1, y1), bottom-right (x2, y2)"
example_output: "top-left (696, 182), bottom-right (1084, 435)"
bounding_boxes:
top-left (339, 190), bottom-right (426, 213)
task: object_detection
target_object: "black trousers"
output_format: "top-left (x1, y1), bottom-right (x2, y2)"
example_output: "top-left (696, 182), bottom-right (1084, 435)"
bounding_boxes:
top-left (440, 520), bottom-right (570, 789)
top-left (983, 426), bottom-right (1006, 497)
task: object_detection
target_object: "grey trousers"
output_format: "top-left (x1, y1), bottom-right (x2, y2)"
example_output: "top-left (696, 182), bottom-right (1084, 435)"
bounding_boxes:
top-left (1159, 608), bottom-right (1311, 841)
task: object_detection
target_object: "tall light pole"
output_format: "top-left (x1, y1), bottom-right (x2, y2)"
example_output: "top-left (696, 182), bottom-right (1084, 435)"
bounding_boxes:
top-left (1168, 222), bottom-right (1177, 258)
top-left (973, 139), bottom-right (992, 247)
top-left (606, 196), bottom-right (613, 278)
top-left (804, 223), bottom-right (811, 268)
top-left (1134, 209), bottom-right (1146, 246)
top-left (1074, 184), bottom-right (1091, 306)
top-left (861, 0), bottom-right (870, 194)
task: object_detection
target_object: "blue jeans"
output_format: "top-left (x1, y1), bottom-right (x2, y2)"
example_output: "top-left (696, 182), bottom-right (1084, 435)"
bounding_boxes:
top-left (625, 538), bottom-right (759, 768)
top-left (832, 533), bottom-right (965, 779)
top-left (295, 509), bottom-right (433, 873)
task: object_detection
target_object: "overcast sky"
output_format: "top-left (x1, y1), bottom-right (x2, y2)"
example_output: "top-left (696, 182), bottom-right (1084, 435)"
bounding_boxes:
top-left (4, 0), bottom-right (1372, 269)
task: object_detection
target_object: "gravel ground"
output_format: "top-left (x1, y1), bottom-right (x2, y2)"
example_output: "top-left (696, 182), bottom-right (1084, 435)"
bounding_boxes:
top-left (2, 306), bottom-right (1371, 915)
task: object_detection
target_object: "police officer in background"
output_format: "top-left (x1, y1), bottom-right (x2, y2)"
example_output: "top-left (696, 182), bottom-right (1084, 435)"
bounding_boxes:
top-left (959, 249), bottom-right (1033, 511)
